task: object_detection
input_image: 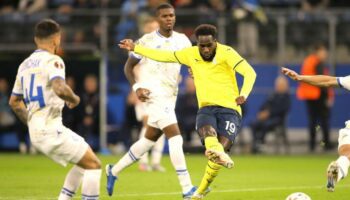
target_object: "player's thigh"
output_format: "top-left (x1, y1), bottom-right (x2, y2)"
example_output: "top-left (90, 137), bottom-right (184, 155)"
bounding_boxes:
top-left (162, 123), bottom-right (181, 139)
top-left (147, 104), bottom-right (178, 139)
top-left (196, 107), bottom-right (218, 138)
top-left (33, 126), bottom-right (90, 167)
top-left (77, 146), bottom-right (101, 169)
top-left (216, 108), bottom-right (242, 143)
top-left (155, 109), bottom-right (178, 130)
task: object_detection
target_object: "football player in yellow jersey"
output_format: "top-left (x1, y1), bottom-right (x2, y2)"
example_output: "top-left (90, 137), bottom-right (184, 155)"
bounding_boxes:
top-left (119, 24), bottom-right (257, 199)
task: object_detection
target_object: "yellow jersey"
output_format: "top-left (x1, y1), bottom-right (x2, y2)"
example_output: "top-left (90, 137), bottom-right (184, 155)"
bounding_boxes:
top-left (134, 43), bottom-right (256, 115)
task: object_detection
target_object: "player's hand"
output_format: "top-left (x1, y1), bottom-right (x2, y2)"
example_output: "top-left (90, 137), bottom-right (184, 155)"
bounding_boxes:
top-left (235, 96), bottom-right (246, 105)
top-left (136, 88), bottom-right (151, 102)
top-left (281, 67), bottom-right (300, 81)
top-left (66, 95), bottom-right (80, 109)
top-left (119, 39), bottom-right (135, 51)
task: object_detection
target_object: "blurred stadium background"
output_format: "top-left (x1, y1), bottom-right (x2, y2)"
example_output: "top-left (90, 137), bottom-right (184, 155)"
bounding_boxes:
top-left (0, 0), bottom-right (350, 155)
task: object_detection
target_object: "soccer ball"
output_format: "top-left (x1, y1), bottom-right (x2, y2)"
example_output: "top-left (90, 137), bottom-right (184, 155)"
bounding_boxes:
top-left (285, 192), bottom-right (311, 200)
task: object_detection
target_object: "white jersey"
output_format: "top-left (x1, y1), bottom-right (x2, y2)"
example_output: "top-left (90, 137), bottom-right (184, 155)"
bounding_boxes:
top-left (337, 76), bottom-right (350, 91)
top-left (12, 49), bottom-right (65, 127)
top-left (131, 30), bottom-right (192, 98)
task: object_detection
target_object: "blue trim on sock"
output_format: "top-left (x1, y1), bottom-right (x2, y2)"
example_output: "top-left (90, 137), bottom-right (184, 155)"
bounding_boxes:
top-left (128, 150), bottom-right (137, 161)
top-left (82, 194), bottom-right (99, 197)
top-left (61, 191), bottom-right (73, 197)
top-left (62, 187), bottom-right (75, 195)
top-left (176, 169), bottom-right (188, 175)
top-left (82, 194), bottom-right (99, 200)
top-left (128, 152), bottom-right (136, 161)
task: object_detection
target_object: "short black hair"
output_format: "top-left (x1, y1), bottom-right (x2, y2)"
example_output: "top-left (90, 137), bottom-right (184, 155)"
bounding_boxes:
top-left (155, 3), bottom-right (174, 16)
top-left (34, 19), bottom-right (60, 39)
top-left (194, 24), bottom-right (217, 39)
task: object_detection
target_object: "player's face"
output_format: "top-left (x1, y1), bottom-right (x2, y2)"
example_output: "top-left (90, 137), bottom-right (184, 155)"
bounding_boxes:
top-left (197, 35), bottom-right (217, 61)
top-left (156, 8), bottom-right (175, 31)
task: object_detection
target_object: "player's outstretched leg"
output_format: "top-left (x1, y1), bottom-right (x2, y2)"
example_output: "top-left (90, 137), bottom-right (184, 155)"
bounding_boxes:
top-left (191, 161), bottom-right (219, 199)
top-left (106, 137), bottom-right (155, 196)
top-left (204, 137), bottom-right (233, 168)
top-left (327, 124), bottom-right (350, 192)
top-left (58, 165), bottom-right (85, 200)
top-left (77, 147), bottom-right (101, 200)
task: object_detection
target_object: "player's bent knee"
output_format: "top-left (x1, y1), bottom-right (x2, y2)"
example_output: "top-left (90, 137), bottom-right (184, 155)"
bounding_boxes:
top-left (77, 147), bottom-right (101, 169)
top-left (219, 136), bottom-right (233, 152)
top-left (80, 156), bottom-right (101, 169)
top-left (199, 125), bottom-right (217, 138)
top-left (90, 158), bottom-right (101, 169)
top-left (338, 144), bottom-right (350, 157)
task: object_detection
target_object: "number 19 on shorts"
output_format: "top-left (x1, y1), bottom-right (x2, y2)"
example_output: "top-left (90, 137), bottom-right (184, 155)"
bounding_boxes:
top-left (225, 121), bottom-right (236, 135)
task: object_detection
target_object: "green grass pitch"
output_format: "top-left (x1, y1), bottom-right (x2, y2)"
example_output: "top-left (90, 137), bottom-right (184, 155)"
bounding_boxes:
top-left (0, 153), bottom-right (350, 200)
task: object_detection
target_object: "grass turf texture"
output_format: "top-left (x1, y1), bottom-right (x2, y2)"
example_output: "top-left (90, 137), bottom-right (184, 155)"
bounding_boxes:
top-left (0, 153), bottom-right (349, 200)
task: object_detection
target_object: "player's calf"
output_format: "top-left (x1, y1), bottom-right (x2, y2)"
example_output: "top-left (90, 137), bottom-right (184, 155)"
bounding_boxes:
top-left (78, 148), bottom-right (102, 199)
top-left (58, 165), bottom-right (85, 200)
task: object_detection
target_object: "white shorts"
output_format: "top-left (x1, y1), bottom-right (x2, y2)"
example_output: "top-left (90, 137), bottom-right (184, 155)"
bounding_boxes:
top-left (29, 124), bottom-right (89, 167)
top-left (338, 127), bottom-right (350, 149)
top-left (146, 96), bottom-right (177, 130)
top-left (135, 102), bottom-right (147, 122)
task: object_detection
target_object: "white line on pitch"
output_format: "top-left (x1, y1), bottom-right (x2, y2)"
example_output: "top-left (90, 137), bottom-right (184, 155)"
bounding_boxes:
top-left (0, 185), bottom-right (348, 199)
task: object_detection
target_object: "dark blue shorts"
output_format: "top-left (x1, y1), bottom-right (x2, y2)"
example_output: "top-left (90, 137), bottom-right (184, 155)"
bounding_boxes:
top-left (196, 106), bottom-right (242, 142)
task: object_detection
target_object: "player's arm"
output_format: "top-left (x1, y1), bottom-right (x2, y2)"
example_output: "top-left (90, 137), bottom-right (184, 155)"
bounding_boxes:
top-left (119, 39), bottom-right (187, 64)
top-left (51, 78), bottom-right (80, 109)
top-left (9, 95), bottom-right (28, 125)
top-left (282, 67), bottom-right (338, 88)
top-left (124, 55), bottom-right (141, 86)
top-left (9, 74), bottom-right (28, 124)
top-left (235, 60), bottom-right (257, 104)
top-left (124, 55), bottom-right (151, 102)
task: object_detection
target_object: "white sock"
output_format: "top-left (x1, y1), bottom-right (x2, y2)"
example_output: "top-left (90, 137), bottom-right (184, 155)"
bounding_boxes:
top-left (336, 156), bottom-right (350, 181)
top-left (168, 135), bottom-right (193, 193)
top-left (138, 127), bottom-right (149, 165)
top-left (58, 165), bottom-right (84, 200)
top-left (112, 137), bottom-right (155, 176)
top-left (152, 134), bottom-right (165, 166)
top-left (81, 169), bottom-right (101, 200)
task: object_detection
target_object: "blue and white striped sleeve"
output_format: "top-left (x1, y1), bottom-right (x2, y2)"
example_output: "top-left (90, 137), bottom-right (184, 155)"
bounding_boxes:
top-left (337, 76), bottom-right (350, 91)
